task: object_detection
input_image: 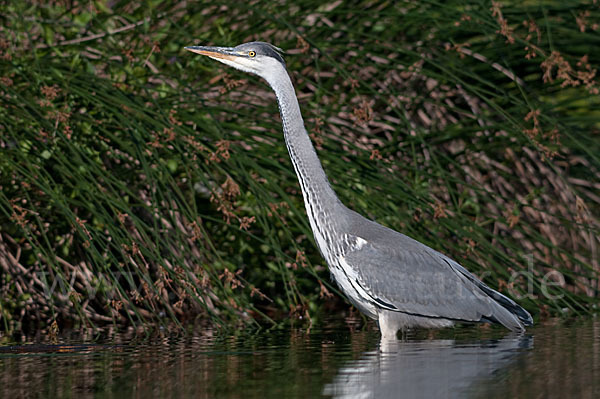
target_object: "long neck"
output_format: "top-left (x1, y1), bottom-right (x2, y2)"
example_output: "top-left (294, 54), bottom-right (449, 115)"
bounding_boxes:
top-left (264, 67), bottom-right (344, 236)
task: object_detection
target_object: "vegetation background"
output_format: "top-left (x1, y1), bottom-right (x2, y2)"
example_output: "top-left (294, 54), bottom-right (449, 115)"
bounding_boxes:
top-left (0, 0), bottom-right (599, 334)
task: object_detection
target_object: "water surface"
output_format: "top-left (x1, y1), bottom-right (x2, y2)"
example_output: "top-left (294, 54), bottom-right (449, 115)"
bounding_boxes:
top-left (0, 318), bottom-right (597, 398)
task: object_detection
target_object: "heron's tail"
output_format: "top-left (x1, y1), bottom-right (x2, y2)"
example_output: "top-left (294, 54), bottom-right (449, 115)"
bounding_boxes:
top-left (480, 285), bottom-right (533, 331)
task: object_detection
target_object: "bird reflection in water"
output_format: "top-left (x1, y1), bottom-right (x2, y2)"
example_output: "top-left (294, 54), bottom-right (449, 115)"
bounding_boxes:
top-left (323, 334), bottom-right (533, 399)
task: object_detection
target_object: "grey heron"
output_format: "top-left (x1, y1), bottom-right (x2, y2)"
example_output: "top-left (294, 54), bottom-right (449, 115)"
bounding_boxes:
top-left (185, 41), bottom-right (533, 339)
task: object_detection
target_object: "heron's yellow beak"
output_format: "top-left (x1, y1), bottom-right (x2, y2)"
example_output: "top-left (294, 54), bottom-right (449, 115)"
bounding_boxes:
top-left (185, 46), bottom-right (238, 61)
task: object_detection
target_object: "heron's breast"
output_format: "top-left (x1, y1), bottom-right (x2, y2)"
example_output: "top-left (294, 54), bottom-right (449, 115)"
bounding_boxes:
top-left (328, 256), bottom-right (378, 319)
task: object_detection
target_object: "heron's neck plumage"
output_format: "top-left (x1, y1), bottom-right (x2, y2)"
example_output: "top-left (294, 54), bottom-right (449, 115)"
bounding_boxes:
top-left (264, 67), bottom-right (344, 247)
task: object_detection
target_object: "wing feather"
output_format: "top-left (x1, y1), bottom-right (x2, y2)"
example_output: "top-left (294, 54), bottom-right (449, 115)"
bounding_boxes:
top-left (343, 235), bottom-right (524, 327)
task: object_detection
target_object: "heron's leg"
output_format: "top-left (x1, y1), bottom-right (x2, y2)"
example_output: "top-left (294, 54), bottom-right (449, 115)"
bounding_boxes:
top-left (378, 311), bottom-right (400, 340)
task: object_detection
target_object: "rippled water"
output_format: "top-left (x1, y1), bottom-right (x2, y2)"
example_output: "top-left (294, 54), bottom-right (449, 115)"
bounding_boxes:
top-left (0, 318), bottom-right (598, 398)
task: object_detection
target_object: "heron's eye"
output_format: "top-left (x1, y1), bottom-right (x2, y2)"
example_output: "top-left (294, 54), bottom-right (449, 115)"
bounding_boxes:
top-left (248, 51), bottom-right (256, 57)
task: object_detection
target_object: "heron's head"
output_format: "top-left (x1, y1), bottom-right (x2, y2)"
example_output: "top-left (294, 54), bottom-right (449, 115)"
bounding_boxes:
top-left (185, 41), bottom-right (286, 80)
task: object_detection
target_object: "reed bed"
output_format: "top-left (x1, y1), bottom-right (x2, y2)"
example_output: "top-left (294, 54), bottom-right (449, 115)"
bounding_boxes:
top-left (0, 0), bottom-right (598, 333)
